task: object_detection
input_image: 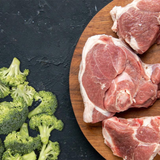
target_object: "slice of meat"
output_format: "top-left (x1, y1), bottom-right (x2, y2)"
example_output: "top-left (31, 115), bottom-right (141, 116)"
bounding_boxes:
top-left (79, 35), bottom-right (160, 123)
top-left (102, 116), bottom-right (160, 160)
top-left (110, 0), bottom-right (160, 54)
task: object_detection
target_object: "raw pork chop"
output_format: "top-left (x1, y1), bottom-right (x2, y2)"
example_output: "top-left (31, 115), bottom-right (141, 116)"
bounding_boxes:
top-left (110, 0), bottom-right (160, 54)
top-left (79, 34), bottom-right (160, 123)
top-left (102, 116), bottom-right (160, 160)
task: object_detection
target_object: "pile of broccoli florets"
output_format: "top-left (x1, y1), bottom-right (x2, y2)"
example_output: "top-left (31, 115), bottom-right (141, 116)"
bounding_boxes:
top-left (0, 57), bottom-right (64, 160)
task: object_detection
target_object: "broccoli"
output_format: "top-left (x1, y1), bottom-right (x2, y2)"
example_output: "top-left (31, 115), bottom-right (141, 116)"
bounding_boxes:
top-left (2, 149), bottom-right (36, 160)
top-left (0, 81), bottom-right (10, 98)
top-left (38, 141), bottom-right (60, 160)
top-left (0, 57), bottom-right (29, 87)
top-left (0, 98), bottom-right (28, 134)
top-left (28, 91), bottom-right (58, 118)
top-left (2, 149), bottom-right (22, 160)
top-left (0, 138), bottom-right (4, 159)
top-left (11, 82), bottom-right (36, 106)
top-left (4, 123), bottom-right (42, 155)
top-left (29, 114), bottom-right (64, 144)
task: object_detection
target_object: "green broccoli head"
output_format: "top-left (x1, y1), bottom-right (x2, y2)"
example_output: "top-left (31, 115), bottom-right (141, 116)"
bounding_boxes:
top-left (0, 57), bottom-right (29, 87)
top-left (0, 99), bottom-right (28, 134)
top-left (0, 138), bottom-right (4, 159)
top-left (28, 91), bottom-right (58, 118)
top-left (2, 149), bottom-right (37, 160)
top-left (38, 141), bottom-right (60, 160)
top-left (2, 149), bottom-right (22, 160)
top-left (0, 81), bottom-right (10, 98)
top-left (4, 123), bottom-right (42, 155)
top-left (11, 82), bottom-right (36, 106)
top-left (29, 114), bottom-right (64, 144)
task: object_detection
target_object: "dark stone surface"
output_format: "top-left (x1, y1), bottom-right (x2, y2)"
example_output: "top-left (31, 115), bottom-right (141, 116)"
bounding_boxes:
top-left (0, 0), bottom-right (112, 159)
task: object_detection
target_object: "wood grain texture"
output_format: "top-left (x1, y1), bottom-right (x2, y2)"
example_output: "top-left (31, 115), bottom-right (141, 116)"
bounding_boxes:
top-left (69, 0), bottom-right (160, 159)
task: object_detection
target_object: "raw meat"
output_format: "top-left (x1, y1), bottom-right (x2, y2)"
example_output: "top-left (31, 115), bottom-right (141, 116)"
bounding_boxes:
top-left (110, 0), bottom-right (160, 54)
top-left (79, 34), bottom-right (160, 123)
top-left (102, 116), bottom-right (160, 160)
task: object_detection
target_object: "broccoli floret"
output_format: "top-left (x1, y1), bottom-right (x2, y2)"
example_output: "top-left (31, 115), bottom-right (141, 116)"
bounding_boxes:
top-left (2, 149), bottom-right (22, 160)
top-left (0, 138), bottom-right (4, 159)
top-left (0, 57), bottom-right (29, 86)
top-left (2, 150), bottom-right (36, 160)
top-left (38, 141), bottom-right (60, 160)
top-left (22, 151), bottom-right (37, 160)
top-left (11, 82), bottom-right (36, 106)
top-left (0, 98), bottom-right (28, 134)
top-left (28, 91), bottom-right (58, 118)
top-left (0, 81), bottom-right (10, 98)
top-left (29, 114), bottom-right (64, 144)
top-left (4, 123), bottom-right (42, 155)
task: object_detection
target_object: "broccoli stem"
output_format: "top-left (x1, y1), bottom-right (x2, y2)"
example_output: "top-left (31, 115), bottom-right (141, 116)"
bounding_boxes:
top-left (38, 125), bottom-right (55, 145)
top-left (0, 83), bottom-right (8, 93)
top-left (19, 123), bottom-right (29, 137)
top-left (28, 107), bottom-right (42, 119)
top-left (0, 82), bottom-right (10, 98)
top-left (14, 85), bottom-right (29, 105)
top-left (38, 144), bottom-right (47, 160)
top-left (4, 58), bottom-right (20, 77)
top-left (38, 141), bottom-right (60, 160)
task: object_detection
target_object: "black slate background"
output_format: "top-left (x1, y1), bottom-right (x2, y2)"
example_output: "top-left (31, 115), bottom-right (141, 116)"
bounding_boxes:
top-left (0, 0), bottom-right (112, 159)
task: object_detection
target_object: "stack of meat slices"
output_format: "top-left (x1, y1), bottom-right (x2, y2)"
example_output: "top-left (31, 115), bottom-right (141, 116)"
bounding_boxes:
top-left (78, 0), bottom-right (160, 159)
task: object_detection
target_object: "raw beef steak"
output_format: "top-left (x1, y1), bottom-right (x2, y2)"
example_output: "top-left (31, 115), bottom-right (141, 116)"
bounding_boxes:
top-left (79, 35), bottom-right (160, 123)
top-left (102, 116), bottom-right (160, 160)
top-left (110, 0), bottom-right (160, 54)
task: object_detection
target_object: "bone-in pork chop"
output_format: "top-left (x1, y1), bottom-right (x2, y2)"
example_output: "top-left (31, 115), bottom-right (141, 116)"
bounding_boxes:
top-left (110, 0), bottom-right (160, 54)
top-left (102, 116), bottom-right (160, 160)
top-left (79, 35), bottom-right (160, 123)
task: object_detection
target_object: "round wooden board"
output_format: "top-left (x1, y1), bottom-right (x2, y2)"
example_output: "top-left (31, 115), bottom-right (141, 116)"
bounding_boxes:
top-left (69, 0), bottom-right (160, 159)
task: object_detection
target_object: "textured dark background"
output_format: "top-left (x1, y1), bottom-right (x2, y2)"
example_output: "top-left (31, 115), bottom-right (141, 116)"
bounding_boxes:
top-left (0, 0), bottom-right (112, 159)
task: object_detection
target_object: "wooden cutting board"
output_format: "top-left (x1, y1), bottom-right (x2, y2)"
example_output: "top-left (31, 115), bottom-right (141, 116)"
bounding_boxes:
top-left (69, 0), bottom-right (160, 159)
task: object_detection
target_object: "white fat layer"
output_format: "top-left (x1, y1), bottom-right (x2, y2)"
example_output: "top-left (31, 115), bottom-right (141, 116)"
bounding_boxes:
top-left (110, 6), bottom-right (122, 31)
top-left (142, 63), bottom-right (153, 78)
top-left (142, 117), bottom-right (152, 127)
top-left (157, 15), bottom-right (160, 24)
top-left (95, 106), bottom-right (112, 116)
top-left (102, 127), bottom-right (113, 147)
top-left (126, 36), bottom-right (140, 52)
top-left (149, 145), bottom-right (160, 160)
top-left (78, 35), bottom-right (112, 123)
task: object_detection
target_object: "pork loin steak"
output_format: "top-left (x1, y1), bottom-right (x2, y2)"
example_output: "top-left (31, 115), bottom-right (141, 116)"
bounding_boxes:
top-left (110, 0), bottom-right (160, 54)
top-left (102, 116), bottom-right (160, 160)
top-left (79, 35), bottom-right (160, 123)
